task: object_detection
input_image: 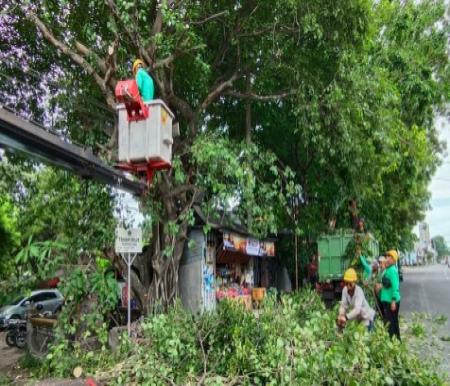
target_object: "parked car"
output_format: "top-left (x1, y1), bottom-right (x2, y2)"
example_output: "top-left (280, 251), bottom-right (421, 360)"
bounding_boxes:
top-left (0, 289), bottom-right (64, 330)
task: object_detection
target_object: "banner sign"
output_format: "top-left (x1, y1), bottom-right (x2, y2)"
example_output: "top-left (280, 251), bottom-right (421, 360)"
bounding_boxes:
top-left (223, 232), bottom-right (275, 257)
top-left (115, 227), bottom-right (143, 254)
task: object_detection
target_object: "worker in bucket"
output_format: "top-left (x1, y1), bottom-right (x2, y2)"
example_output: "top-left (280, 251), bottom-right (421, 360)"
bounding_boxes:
top-left (337, 268), bottom-right (376, 331)
top-left (133, 59), bottom-right (155, 102)
top-left (380, 249), bottom-right (401, 340)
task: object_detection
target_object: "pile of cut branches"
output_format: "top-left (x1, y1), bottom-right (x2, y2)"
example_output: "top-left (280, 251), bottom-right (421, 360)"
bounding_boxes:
top-left (33, 289), bottom-right (446, 386)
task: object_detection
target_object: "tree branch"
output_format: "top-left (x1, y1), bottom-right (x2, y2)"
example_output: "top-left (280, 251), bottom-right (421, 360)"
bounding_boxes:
top-left (167, 93), bottom-right (196, 123)
top-left (105, 0), bottom-right (138, 47)
top-left (191, 10), bottom-right (229, 25)
top-left (75, 40), bottom-right (118, 89)
top-left (27, 12), bottom-right (115, 108)
top-left (146, 1), bottom-right (163, 60)
top-left (106, 0), bottom-right (153, 66)
top-left (75, 41), bottom-right (107, 73)
top-left (225, 90), bottom-right (295, 101)
top-left (154, 43), bottom-right (205, 69)
top-left (198, 72), bottom-right (240, 112)
top-left (168, 184), bottom-right (197, 197)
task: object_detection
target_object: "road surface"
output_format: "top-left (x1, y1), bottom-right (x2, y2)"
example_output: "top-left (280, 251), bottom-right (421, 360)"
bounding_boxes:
top-left (401, 264), bottom-right (450, 377)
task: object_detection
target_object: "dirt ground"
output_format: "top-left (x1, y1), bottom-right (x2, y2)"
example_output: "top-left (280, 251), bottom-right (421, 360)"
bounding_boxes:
top-left (0, 331), bottom-right (26, 383)
top-left (0, 332), bottom-right (90, 386)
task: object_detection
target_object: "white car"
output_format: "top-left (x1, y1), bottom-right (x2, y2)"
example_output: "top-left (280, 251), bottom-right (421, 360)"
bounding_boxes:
top-left (0, 289), bottom-right (64, 329)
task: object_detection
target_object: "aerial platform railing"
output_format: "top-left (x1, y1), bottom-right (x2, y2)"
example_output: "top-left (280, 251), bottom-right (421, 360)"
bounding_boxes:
top-left (0, 107), bottom-right (147, 196)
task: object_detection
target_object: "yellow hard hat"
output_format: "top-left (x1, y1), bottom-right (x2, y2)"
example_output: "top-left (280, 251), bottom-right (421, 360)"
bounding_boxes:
top-left (386, 250), bottom-right (399, 261)
top-left (133, 59), bottom-right (144, 75)
top-left (343, 268), bottom-right (357, 282)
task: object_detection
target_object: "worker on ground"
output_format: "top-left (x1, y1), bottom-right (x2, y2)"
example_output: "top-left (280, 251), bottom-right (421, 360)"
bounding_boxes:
top-left (380, 249), bottom-right (401, 340)
top-left (133, 59), bottom-right (155, 102)
top-left (337, 268), bottom-right (376, 331)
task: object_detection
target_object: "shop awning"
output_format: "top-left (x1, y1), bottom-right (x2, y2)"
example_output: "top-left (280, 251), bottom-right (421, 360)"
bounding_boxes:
top-left (216, 246), bottom-right (251, 265)
top-left (222, 231), bottom-right (275, 257)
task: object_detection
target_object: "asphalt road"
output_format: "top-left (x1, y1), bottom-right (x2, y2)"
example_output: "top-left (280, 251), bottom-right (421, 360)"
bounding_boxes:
top-left (402, 264), bottom-right (450, 323)
top-left (401, 264), bottom-right (450, 377)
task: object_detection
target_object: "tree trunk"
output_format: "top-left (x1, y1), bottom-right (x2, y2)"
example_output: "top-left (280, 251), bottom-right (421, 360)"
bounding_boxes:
top-left (113, 175), bottom-right (192, 315)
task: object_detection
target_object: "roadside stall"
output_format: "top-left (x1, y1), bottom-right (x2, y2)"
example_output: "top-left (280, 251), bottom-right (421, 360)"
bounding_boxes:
top-left (216, 232), bottom-right (275, 309)
top-left (178, 206), bottom-right (278, 313)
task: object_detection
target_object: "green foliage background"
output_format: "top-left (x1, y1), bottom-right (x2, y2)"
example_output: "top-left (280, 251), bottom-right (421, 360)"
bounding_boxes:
top-left (431, 235), bottom-right (449, 258)
top-left (0, 0), bottom-right (448, 257)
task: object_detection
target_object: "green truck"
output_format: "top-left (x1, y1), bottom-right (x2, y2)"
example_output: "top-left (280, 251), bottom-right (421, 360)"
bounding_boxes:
top-left (317, 230), bottom-right (379, 300)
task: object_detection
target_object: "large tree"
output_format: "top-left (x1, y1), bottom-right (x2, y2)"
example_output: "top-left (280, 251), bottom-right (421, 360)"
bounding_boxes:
top-left (432, 235), bottom-right (449, 258)
top-left (0, 0), bottom-right (448, 308)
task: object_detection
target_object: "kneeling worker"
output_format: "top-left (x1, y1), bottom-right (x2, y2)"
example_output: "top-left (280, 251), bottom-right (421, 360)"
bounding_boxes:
top-left (337, 268), bottom-right (376, 331)
top-left (132, 59), bottom-right (155, 102)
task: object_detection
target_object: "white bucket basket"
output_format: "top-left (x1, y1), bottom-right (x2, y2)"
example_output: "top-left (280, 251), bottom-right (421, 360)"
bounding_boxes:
top-left (117, 99), bottom-right (174, 164)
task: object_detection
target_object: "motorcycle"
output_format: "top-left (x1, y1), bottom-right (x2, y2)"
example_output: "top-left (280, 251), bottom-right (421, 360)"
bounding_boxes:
top-left (5, 319), bottom-right (27, 349)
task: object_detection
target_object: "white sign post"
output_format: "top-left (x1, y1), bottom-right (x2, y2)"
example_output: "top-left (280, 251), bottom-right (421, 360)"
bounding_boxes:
top-left (115, 227), bottom-right (142, 336)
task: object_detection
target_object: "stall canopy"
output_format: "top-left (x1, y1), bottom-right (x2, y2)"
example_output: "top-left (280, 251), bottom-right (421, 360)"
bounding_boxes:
top-left (192, 205), bottom-right (276, 263)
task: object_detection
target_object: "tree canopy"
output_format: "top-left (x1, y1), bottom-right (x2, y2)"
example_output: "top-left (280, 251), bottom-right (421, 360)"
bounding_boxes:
top-left (0, 0), bottom-right (449, 304)
top-left (431, 235), bottom-right (449, 258)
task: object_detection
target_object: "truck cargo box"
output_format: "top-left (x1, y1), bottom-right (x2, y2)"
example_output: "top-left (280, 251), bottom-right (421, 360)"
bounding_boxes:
top-left (317, 231), bottom-right (379, 281)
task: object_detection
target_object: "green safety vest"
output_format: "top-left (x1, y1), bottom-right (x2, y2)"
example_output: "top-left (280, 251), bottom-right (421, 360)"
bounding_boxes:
top-left (136, 68), bottom-right (155, 102)
top-left (380, 264), bottom-right (401, 303)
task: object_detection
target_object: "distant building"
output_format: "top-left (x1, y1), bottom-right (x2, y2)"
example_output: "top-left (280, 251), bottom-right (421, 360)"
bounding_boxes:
top-left (419, 222), bottom-right (431, 250)
top-left (404, 248), bottom-right (418, 266)
top-left (416, 222), bottom-right (437, 264)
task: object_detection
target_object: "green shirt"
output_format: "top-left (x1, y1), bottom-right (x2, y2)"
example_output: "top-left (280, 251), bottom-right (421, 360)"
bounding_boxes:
top-left (136, 68), bottom-right (154, 102)
top-left (380, 264), bottom-right (400, 303)
top-left (359, 255), bottom-right (372, 281)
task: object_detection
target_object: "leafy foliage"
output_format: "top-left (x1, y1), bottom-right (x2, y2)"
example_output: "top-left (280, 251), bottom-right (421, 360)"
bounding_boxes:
top-left (0, 163), bottom-right (116, 303)
top-left (29, 289), bottom-right (447, 385)
top-left (191, 133), bottom-right (298, 237)
top-left (0, 194), bottom-right (20, 279)
top-left (39, 266), bottom-right (120, 376)
top-left (431, 236), bottom-right (449, 258)
top-left (345, 233), bottom-right (378, 263)
top-left (0, 0), bottom-right (449, 319)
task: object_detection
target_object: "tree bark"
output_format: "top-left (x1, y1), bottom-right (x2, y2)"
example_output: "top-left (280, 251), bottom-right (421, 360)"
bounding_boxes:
top-left (245, 75), bottom-right (252, 145)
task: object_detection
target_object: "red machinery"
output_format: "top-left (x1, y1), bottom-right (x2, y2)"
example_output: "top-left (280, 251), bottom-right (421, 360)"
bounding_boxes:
top-left (115, 80), bottom-right (149, 122)
top-left (116, 160), bottom-right (171, 186)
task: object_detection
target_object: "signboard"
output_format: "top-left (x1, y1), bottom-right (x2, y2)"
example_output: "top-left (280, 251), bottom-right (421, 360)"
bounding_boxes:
top-left (222, 232), bottom-right (275, 257)
top-left (115, 227), bottom-right (143, 254)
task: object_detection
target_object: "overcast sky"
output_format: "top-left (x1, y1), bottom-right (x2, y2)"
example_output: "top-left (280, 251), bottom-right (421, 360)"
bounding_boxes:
top-left (423, 115), bottom-right (450, 243)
